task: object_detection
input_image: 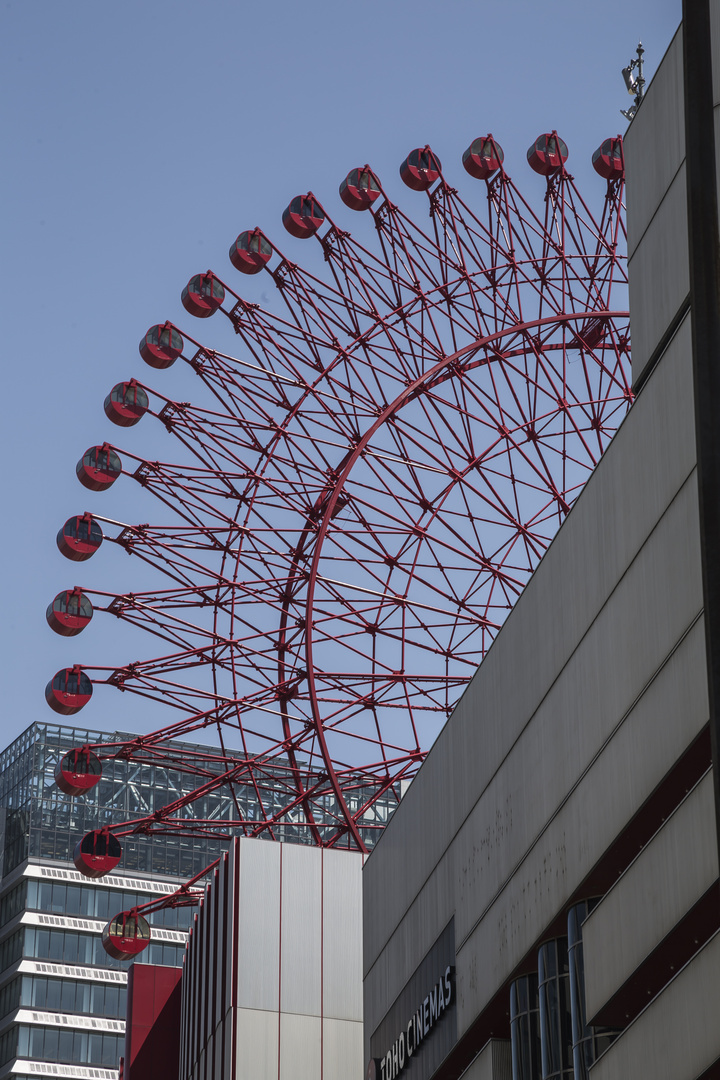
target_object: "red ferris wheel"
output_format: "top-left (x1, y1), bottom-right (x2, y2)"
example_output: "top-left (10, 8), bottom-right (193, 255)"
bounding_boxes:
top-left (47, 132), bottom-right (631, 890)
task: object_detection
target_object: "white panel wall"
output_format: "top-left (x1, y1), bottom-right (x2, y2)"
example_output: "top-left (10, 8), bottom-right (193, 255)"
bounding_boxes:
top-left (627, 164), bottom-right (689, 381)
top-left (279, 1012), bottom-right (321, 1080)
top-left (236, 838), bottom-right (281, 1012)
top-left (280, 843), bottom-right (322, 1016)
top-left (625, 27), bottom-right (686, 382)
top-left (323, 1016), bottom-right (364, 1078)
top-left (215, 853), bottom-right (227, 1024)
top-left (323, 847), bottom-right (364, 1021)
top-left (181, 838), bottom-right (364, 1080)
top-left (234, 1006), bottom-right (278, 1078)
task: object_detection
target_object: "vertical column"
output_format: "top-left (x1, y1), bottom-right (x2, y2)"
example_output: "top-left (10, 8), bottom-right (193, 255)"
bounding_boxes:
top-left (189, 912), bottom-right (199, 1079)
top-left (537, 938), bottom-right (573, 1080)
top-left (510, 973), bottom-right (542, 1080)
top-left (215, 851), bottom-right (227, 1080)
top-left (567, 901), bottom-right (618, 1080)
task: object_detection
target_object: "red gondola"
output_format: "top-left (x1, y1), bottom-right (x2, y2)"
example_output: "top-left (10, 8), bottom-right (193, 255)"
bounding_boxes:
top-left (56, 514), bottom-right (103, 561)
top-left (592, 137), bottom-right (624, 180)
top-left (229, 229), bottom-right (273, 274)
top-left (46, 588), bottom-right (93, 636)
top-left (282, 194), bottom-right (325, 239)
top-left (399, 147), bottom-right (442, 191)
top-left (76, 445), bottom-right (122, 491)
top-left (74, 829), bottom-right (122, 878)
top-left (462, 136), bottom-right (504, 180)
top-left (102, 911), bottom-right (151, 959)
top-left (527, 133), bottom-right (569, 176)
top-left (104, 381), bottom-right (149, 427)
top-left (139, 322), bottom-right (184, 369)
top-left (181, 273), bottom-right (225, 318)
top-left (54, 747), bottom-right (102, 796)
top-left (339, 168), bottom-right (382, 211)
top-left (45, 666), bottom-right (93, 715)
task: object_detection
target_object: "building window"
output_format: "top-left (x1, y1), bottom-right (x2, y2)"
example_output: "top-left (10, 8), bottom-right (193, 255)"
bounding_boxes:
top-left (21, 926), bottom-right (186, 970)
top-left (0, 881), bottom-right (27, 928)
top-left (15, 1024), bottom-right (124, 1067)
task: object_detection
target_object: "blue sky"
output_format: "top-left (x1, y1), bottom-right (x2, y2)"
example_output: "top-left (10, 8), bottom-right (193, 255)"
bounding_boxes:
top-left (1, 0), bottom-right (680, 749)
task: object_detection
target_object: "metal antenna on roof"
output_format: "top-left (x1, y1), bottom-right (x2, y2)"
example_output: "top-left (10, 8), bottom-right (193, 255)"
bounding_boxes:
top-left (621, 42), bottom-right (645, 121)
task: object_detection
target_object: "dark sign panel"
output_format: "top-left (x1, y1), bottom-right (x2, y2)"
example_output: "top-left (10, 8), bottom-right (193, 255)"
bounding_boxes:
top-left (369, 919), bottom-right (456, 1080)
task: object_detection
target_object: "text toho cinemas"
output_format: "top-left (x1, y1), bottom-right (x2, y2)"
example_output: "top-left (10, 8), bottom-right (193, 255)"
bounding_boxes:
top-left (368, 966), bottom-right (454, 1080)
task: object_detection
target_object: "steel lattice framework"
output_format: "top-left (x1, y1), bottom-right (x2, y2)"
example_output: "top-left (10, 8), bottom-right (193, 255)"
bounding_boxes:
top-left (50, 134), bottom-right (631, 857)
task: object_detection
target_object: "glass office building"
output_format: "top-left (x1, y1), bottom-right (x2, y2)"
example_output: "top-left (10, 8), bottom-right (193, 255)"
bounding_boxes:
top-left (0, 722), bottom-right (230, 1080)
top-left (0, 722), bottom-right (396, 1080)
top-left (0, 724), bottom-right (257, 1078)
top-left (0, 723), bottom-right (255, 882)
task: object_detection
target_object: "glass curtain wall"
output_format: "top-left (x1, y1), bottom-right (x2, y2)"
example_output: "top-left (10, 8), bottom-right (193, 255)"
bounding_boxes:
top-left (0, 723), bottom-right (396, 876)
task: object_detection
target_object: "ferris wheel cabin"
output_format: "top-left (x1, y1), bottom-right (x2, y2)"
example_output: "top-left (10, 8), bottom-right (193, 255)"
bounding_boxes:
top-left (46, 588), bottom-right (93, 636)
top-left (339, 168), bottom-right (382, 211)
top-left (45, 667), bottom-right (93, 715)
top-left (181, 273), bottom-right (225, 318)
top-left (102, 912), bottom-right (152, 959)
top-left (592, 136), bottom-right (625, 179)
top-left (282, 195), bottom-right (326, 238)
top-left (462, 136), bottom-right (505, 180)
top-left (54, 747), bottom-right (102, 796)
top-left (56, 514), bottom-right (103, 561)
top-left (139, 322), bottom-right (184, 368)
top-left (229, 229), bottom-right (273, 274)
top-left (527, 133), bottom-right (569, 175)
top-left (104, 380), bottom-right (149, 427)
top-left (400, 147), bottom-right (442, 191)
top-left (76, 445), bottom-right (122, 491)
top-left (74, 829), bottom-right (122, 878)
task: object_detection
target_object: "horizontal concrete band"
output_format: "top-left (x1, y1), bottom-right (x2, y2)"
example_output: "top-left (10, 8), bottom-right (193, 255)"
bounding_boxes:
top-left (590, 930), bottom-right (720, 1080)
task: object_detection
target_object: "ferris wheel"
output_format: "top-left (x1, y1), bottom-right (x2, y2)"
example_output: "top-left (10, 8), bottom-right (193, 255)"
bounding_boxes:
top-left (46, 131), bottom-right (631, 904)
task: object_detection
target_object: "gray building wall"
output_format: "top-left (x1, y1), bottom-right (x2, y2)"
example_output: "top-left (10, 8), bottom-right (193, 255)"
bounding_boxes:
top-left (363, 9), bottom-right (720, 1079)
top-left (179, 838), bottom-right (365, 1080)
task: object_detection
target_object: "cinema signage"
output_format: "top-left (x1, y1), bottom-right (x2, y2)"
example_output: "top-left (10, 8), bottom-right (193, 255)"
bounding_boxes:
top-left (367, 966), bottom-right (455, 1080)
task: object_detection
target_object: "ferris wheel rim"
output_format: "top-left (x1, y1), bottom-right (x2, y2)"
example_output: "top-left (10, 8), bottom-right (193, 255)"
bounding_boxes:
top-left (50, 133), bottom-right (634, 856)
top-left (293, 307), bottom-right (628, 844)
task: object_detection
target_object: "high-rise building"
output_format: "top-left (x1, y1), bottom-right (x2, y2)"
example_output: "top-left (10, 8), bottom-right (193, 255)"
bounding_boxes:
top-left (0, 722), bottom-right (251, 1080)
top-left (0, 721), bottom-right (397, 1080)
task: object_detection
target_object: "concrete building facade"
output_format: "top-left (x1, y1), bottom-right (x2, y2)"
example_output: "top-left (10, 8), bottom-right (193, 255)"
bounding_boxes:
top-left (173, 838), bottom-right (365, 1080)
top-left (363, 14), bottom-right (720, 1080)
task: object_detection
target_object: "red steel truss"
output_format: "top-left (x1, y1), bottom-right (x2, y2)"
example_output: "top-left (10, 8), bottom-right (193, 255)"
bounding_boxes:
top-left (50, 133), bottom-right (632, 856)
